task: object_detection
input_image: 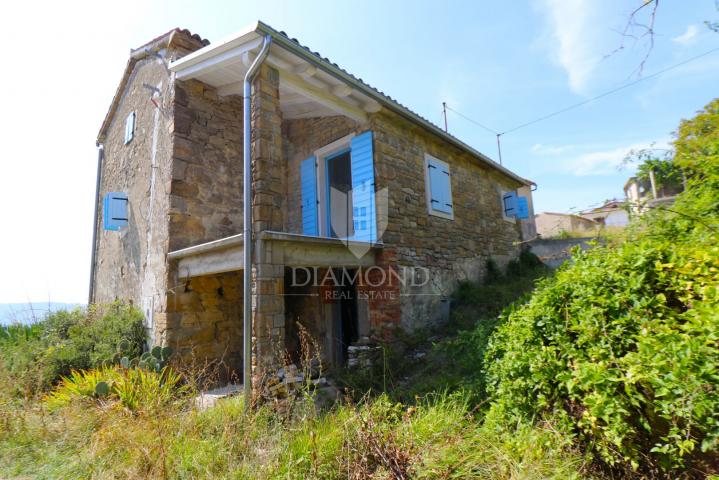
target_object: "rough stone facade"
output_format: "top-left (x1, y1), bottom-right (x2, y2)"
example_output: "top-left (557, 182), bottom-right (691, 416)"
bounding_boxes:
top-left (169, 80), bottom-right (245, 251)
top-left (92, 29), bottom-right (535, 384)
top-left (166, 271), bottom-right (243, 379)
top-left (249, 65), bottom-right (287, 383)
top-left (92, 50), bottom-right (175, 342)
top-left (366, 110), bottom-right (527, 329)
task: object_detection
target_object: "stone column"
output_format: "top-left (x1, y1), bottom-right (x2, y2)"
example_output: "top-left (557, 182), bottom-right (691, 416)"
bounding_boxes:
top-left (250, 64), bottom-right (286, 387)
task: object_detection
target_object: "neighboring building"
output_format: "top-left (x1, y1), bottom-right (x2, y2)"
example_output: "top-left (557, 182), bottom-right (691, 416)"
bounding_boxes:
top-left (89, 23), bottom-right (536, 385)
top-left (535, 212), bottom-right (598, 238)
top-left (579, 200), bottom-right (629, 228)
top-left (624, 176), bottom-right (681, 215)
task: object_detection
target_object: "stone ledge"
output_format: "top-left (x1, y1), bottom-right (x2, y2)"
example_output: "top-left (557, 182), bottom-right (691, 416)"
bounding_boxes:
top-left (260, 230), bottom-right (384, 250)
top-left (168, 233), bottom-right (244, 260)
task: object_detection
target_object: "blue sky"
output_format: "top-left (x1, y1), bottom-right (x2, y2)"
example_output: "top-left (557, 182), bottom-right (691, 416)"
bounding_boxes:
top-left (0, 0), bottom-right (717, 303)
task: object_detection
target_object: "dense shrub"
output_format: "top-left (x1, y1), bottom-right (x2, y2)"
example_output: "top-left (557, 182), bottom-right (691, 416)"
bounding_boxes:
top-left (0, 303), bottom-right (145, 395)
top-left (483, 99), bottom-right (719, 475)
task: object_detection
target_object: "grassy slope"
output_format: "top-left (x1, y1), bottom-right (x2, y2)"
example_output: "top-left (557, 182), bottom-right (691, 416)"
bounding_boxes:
top-left (7, 96), bottom-right (718, 477)
top-left (0, 388), bottom-right (590, 479)
top-left (0, 259), bottom-right (594, 479)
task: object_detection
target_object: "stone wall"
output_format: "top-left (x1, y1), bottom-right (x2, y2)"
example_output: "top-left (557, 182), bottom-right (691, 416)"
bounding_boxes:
top-left (169, 80), bottom-right (245, 251)
top-left (367, 109), bottom-right (526, 330)
top-left (250, 65), bottom-right (287, 384)
top-left (276, 107), bottom-right (531, 333)
top-left (92, 54), bottom-right (174, 336)
top-left (164, 271), bottom-right (243, 380)
top-left (528, 237), bottom-right (598, 269)
top-left (92, 31), bottom-right (207, 346)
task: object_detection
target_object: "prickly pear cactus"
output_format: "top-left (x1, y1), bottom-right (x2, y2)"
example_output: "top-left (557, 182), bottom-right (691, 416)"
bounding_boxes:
top-left (110, 342), bottom-right (173, 373)
top-left (95, 381), bottom-right (110, 397)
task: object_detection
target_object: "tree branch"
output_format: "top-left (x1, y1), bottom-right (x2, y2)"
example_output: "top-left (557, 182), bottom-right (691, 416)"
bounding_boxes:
top-left (605, 0), bottom-right (660, 76)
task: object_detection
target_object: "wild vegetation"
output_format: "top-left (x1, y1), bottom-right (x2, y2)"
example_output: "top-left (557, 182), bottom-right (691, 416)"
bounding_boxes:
top-left (482, 98), bottom-right (719, 477)
top-left (0, 303), bottom-right (145, 396)
top-left (1, 99), bottom-right (718, 478)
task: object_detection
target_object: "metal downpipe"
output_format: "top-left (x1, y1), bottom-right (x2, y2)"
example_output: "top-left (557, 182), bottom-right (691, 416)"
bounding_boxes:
top-left (243, 35), bottom-right (272, 406)
top-left (88, 143), bottom-right (104, 304)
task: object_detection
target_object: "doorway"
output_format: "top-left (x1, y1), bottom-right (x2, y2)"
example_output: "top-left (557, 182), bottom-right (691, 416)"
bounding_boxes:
top-left (325, 150), bottom-right (354, 239)
top-left (337, 275), bottom-right (358, 365)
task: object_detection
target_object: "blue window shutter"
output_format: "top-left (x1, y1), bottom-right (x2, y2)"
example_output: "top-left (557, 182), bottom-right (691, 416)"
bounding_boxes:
top-left (300, 156), bottom-right (318, 236)
top-left (502, 191), bottom-right (517, 217)
top-left (516, 196), bottom-right (529, 219)
top-left (428, 158), bottom-right (452, 215)
top-left (103, 194), bottom-right (111, 230)
top-left (103, 192), bottom-right (129, 231)
top-left (350, 131), bottom-right (376, 242)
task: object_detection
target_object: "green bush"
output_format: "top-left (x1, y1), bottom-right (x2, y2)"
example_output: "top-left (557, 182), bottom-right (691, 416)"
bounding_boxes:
top-left (482, 99), bottom-right (719, 474)
top-left (0, 303), bottom-right (145, 395)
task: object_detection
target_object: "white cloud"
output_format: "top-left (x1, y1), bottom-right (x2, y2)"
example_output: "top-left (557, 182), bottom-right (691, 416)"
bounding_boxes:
top-left (568, 145), bottom-right (639, 176)
top-left (569, 140), bottom-right (673, 176)
top-left (536, 0), bottom-right (603, 94)
top-left (530, 140), bottom-right (672, 176)
top-left (673, 25), bottom-right (699, 46)
top-left (531, 143), bottom-right (575, 156)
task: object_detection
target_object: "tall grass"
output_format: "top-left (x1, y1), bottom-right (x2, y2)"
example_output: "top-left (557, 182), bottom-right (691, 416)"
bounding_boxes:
top-left (0, 388), bottom-right (592, 479)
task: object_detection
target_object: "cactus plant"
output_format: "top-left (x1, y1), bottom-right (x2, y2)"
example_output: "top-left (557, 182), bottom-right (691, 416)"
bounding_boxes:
top-left (94, 381), bottom-right (110, 397)
top-left (109, 342), bottom-right (174, 373)
top-left (151, 346), bottom-right (163, 359)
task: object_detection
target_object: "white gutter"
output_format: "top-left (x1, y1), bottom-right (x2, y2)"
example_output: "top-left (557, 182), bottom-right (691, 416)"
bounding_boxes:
top-left (242, 34), bottom-right (272, 406)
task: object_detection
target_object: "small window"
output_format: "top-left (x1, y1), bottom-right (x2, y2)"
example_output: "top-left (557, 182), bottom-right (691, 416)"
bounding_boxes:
top-left (425, 154), bottom-right (453, 219)
top-left (124, 111), bottom-right (136, 144)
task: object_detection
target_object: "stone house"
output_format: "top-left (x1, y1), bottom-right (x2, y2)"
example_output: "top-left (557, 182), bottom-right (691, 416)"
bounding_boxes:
top-left (90, 22), bottom-right (536, 388)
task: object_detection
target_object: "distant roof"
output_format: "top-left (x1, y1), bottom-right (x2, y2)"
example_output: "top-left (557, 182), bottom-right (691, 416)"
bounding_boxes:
top-left (580, 199), bottom-right (626, 214)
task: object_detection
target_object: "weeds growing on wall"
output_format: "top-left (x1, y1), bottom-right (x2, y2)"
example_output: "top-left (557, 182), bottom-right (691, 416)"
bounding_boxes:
top-left (335, 250), bottom-right (549, 403)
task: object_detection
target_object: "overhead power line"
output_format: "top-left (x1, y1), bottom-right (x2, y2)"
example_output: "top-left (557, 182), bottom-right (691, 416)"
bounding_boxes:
top-left (444, 104), bottom-right (498, 135)
top-left (499, 46), bottom-right (719, 136)
top-left (443, 46), bottom-right (719, 163)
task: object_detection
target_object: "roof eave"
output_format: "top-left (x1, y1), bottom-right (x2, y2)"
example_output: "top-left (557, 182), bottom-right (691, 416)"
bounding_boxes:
top-left (254, 21), bottom-right (533, 186)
